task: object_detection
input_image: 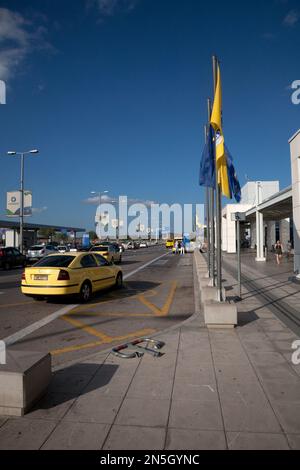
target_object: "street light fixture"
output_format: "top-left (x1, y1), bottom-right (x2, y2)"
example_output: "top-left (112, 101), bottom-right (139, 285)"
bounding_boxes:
top-left (91, 190), bottom-right (108, 240)
top-left (6, 149), bottom-right (39, 253)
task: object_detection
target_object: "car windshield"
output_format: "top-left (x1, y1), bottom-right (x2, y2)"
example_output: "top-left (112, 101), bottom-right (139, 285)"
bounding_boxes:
top-left (29, 246), bottom-right (44, 250)
top-left (33, 255), bottom-right (75, 267)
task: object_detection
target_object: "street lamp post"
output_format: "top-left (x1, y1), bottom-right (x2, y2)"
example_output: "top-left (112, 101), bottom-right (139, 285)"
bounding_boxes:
top-left (91, 190), bottom-right (108, 240)
top-left (6, 149), bottom-right (39, 254)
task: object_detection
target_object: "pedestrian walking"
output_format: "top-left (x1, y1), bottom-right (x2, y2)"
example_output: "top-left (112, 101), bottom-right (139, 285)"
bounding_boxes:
top-left (180, 240), bottom-right (185, 255)
top-left (275, 240), bottom-right (283, 265)
top-left (174, 240), bottom-right (178, 254)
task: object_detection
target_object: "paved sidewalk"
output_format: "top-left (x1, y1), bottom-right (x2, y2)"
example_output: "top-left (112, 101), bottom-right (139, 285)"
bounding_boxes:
top-left (0, 251), bottom-right (299, 450)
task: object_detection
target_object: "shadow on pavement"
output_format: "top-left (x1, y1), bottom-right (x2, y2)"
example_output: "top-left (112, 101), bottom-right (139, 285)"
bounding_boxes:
top-left (30, 363), bottom-right (119, 412)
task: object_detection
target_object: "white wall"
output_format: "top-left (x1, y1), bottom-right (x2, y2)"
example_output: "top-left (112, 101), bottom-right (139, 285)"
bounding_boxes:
top-left (289, 129), bottom-right (300, 274)
top-left (222, 204), bottom-right (253, 253)
top-left (241, 181), bottom-right (280, 206)
top-left (5, 230), bottom-right (18, 248)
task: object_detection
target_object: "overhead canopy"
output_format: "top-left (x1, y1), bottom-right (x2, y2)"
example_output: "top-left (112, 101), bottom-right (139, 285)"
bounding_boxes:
top-left (0, 220), bottom-right (85, 233)
top-left (245, 186), bottom-right (292, 221)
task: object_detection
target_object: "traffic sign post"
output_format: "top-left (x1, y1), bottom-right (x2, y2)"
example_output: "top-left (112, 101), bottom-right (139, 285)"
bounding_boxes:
top-left (231, 212), bottom-right (246, 299)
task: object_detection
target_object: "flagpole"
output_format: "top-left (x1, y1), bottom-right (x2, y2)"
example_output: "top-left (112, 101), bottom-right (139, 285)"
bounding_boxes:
top-left (204, 124), bottom-right (211, 277)
top-left (212, 55), bottom-right (223, 301)
top-left (207, 98), bottom-right (215, 283)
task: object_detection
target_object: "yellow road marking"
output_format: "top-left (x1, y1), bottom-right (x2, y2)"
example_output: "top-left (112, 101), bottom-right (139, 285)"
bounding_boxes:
top-left (68, 286), bottom-right (158, 315)
top-left (138, 280), bottom-right (177, 317)
top-left (51, 327), bottom-right (156, 356)
top-left (55, 280), bottom-right (176, 357)
top-left (69, 311), bottom-right (154, 318)
top-left (61, 315), bottom-right (111, 342)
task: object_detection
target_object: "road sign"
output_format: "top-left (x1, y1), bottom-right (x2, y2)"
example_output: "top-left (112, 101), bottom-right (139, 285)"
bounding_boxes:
top-left (231, 212), bottom-right (246, 222)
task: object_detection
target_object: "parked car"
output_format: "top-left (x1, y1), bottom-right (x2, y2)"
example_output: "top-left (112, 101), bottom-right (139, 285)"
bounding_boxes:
top-left (27, 244), bottom-right (57, 263)
top-left (139, 241), bottom-right (148, 248)
top-left (0, 247), bottom-right (27, 270)
top-left (57, 245), bottom-right (68, 253)
top-left (126, 241), bottom-right (139, 250)
top-left (21, 252), bottom-right (123, 302)
top-left (89, 244), bottom-right (122, 263)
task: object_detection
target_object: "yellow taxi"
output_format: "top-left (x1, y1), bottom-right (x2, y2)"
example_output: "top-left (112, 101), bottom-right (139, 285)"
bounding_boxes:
top-left (166, 239), bottom-right (174, 249)
top-left (21, 252), bottom-right (123, 302)
top-left (89, 244), bottom-right (122, 264)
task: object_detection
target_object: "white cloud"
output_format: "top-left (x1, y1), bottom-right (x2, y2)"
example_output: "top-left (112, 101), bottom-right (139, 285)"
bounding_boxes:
top-left (83, 194), bottom-right (156, 207)
top-left (0, 8), bottom-right (50, 81)
top-left (87, 0), bottom-right (138, 17)
top-left (283, 9), bottom-right (300, 27)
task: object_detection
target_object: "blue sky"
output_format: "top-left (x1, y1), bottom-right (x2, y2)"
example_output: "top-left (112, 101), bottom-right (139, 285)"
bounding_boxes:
top-left (0, 0), bottom-right (299, 230)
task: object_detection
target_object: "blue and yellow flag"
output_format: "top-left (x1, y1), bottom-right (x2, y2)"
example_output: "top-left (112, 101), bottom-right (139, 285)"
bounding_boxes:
top-left (210, 65), bottom-right (231, 199)
top-left (199, 125), bottom-right (215, 188)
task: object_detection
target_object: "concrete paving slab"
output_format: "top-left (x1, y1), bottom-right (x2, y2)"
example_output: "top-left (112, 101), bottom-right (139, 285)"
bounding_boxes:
top-left (115, 397), bottom-right (170, 427)
top-left (287, 434), bottom-right (300, 450)
top-left (48, 370), bottom-right (93, 395)
top-left (215, 363), bottom-right (258, 384)
top-left (242, 340), bottom-right (276, 353)
top-left (103, 425), bottom-right (166, 450)
top-left (127, 374), bottom-right (173, 400)
top-left (166, 429), bottom-right (227, 450)
top-left (221, 399), bottom-right (282, 433)
top-left (0, 417), bottom-right (8, 429)
top-left (63, 394), bottom-right (123, 424)
top-left (82, 371), bottom-right (133, 398)
top-left (217, 381), bottom-right (269, 405)
top-left (272, 403), bottom-right (300, 433)
top-left (261, 381), bottom-right (300, 403)
top-left (172, 381), bottom-right (218, 402)
top-left (26, 392), bottom-right (76, 421)
top-left (169, 399), bottom-right (223, 430)
top-left (212, 350), bottom-right (250, 365)
top-left (272, 340), bottom-right (296, 353)
top-left (256, 364), bottom-right (300, 383)
top-left (246, 351), bottom-right (287, 366)
top-left (41, 421), bottom-right (110, 450)
top-left (177, 350), bottom-right (214, 366)
top-left (227, 432), bottom-right (290, 450)
top-left (134, 365), bottom-right (176, 380)
top-left (0, 418), bottom-right (57, 450)
top-left (175, 364), bottom-right (216, 383)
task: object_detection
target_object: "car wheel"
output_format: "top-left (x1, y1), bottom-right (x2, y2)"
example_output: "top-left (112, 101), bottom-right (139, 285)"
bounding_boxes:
top-left (115, 272), bottom-right (123, 289)
top-left (80, 281), bottom-right (92, 303)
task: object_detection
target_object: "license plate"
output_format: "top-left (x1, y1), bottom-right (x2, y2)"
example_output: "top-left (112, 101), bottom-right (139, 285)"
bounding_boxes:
top-left (33, 275), bottom-right (48, 281)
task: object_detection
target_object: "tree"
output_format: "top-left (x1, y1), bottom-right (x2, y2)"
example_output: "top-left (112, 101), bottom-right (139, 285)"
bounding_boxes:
top-left (89, 231), bottom-right (97, 242)
top-left (38, 228), bottom-right (56, 240)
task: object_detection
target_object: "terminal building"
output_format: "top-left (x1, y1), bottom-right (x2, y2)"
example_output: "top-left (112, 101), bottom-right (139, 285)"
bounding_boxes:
top-left (221, 128), bottom-right (300, 276)
top-left (0, 221), bottom-right (85, 249)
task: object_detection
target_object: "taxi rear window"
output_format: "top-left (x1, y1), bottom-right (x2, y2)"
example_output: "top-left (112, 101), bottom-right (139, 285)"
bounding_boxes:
top-left (34, 255), bottom-right (75, 267)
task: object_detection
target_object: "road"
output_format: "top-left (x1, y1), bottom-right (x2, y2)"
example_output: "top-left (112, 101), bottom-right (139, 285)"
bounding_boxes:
top-left (0, 246), bottom-right (195, 367)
